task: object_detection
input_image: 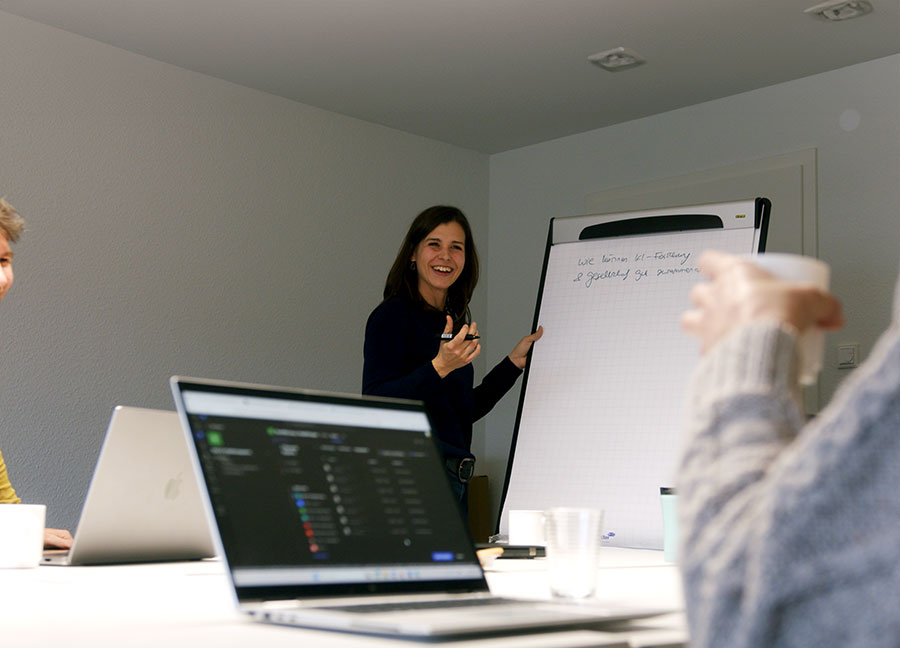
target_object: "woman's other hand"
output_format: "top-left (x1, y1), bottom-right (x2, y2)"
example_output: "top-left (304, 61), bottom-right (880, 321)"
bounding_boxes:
top-left (433, 315), bottom-right (481, 378)
top-left (44, 527), bottom-right (73, 550)
top-left (681, 251), bottom-right (843, 353)
top-left (508, 325), bottom-right (544, 369)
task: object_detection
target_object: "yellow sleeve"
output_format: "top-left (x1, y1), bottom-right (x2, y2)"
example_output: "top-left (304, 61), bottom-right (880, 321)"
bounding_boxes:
top-left (0, 448), bottom-right (22, 504)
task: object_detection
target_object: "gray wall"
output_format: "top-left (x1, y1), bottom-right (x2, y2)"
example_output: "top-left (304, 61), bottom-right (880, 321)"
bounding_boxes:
top-left (0, 12), bottom-right (489, 531)
top-left (484, 54), bottom-right (900, 525)
top-left (4, 9), bottom-right (898, 536)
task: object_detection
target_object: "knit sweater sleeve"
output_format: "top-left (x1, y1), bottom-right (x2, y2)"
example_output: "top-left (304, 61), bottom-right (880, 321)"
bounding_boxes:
top-left (677, 320), bottom-right (900, 648)
top-left (0, 449), bottom-right (22, 504)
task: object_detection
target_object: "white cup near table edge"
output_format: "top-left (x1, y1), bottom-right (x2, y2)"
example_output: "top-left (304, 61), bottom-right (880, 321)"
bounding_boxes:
top-left (0, 504), bottom-right (46, 569)
top-left (507, 509), bottom-right (546, 546)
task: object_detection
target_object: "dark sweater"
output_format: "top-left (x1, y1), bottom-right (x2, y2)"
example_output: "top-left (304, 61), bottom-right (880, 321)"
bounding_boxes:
top-left (362, 297), bottom-right (522, 460)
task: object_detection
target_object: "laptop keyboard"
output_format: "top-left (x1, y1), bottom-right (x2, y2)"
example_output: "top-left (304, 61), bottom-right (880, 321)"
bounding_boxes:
top-left (320, 597), bottom-right (522, 614)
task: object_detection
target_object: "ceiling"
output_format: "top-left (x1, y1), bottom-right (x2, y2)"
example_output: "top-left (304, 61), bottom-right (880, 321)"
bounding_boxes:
top-left (1, 0), bottom-right (898, 153)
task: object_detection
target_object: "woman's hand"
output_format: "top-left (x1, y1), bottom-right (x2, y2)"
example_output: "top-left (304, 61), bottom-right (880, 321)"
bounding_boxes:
top-left (432, 315), bottom-right (481, 378)
top-left (44, 527), bottom-right (73, 550)
top-left (508, 325), bottom-right (544, 369)
top-left (681, 251), bottom-right (843, 353)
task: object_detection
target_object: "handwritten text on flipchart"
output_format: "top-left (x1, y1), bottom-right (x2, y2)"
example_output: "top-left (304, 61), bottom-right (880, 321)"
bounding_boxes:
top-left (573, 250), bottom-right (698, 288)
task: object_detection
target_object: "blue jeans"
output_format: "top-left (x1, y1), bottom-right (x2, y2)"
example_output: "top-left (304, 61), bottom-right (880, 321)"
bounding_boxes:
top-left (447, 473), bottom-right (468, 517)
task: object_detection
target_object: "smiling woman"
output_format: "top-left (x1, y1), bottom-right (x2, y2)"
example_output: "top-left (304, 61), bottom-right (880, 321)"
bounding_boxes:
top-left (0, 197), bottom-right (73, 550)
top-left (0, 198), bottom-right (26, 505)
top-left (362, 205), bottom-right (543, 510)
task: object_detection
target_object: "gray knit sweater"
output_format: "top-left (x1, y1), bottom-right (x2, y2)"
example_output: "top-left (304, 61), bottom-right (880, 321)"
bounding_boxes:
top-left (677, 319), bottom-right (900, 647)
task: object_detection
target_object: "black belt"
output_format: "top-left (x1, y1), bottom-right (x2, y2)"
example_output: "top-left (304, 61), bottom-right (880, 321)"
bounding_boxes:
top-left (445, 456), bottom-right (475, 483)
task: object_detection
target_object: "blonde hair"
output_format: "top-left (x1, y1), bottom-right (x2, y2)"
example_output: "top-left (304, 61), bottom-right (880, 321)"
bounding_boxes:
top-left (0, 198), bottom-right (25, 243)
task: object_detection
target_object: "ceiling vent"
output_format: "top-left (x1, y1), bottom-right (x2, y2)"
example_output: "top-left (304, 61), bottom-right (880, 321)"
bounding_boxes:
top-left (587, 47), bottom-right (646, 72)
top-left (804, 0), bottom-right (873, 21)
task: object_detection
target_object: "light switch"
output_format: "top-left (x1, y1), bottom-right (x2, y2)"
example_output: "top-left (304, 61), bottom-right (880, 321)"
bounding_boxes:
top-left (837, 343), bottom-right (859, 369)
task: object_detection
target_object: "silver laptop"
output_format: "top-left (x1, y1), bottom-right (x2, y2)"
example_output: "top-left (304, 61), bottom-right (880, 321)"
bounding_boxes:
top-left (43, 406), bottom-right (216, 565)
top-left (170, 376), bottom-right (667, 639)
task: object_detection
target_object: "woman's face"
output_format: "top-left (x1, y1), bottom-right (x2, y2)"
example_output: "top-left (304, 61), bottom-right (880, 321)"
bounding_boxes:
top-left (411, 221), bottom-right (466, 309)
top-left (0, 235), bottom-right (14, 303)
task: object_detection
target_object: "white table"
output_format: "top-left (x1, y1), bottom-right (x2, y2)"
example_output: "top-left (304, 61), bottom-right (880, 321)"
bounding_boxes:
top-left (2, 547), bottom-right (687, 647)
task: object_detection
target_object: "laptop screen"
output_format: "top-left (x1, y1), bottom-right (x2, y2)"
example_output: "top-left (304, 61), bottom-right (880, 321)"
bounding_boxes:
top-left (171, 378), bottom-right (486, 601)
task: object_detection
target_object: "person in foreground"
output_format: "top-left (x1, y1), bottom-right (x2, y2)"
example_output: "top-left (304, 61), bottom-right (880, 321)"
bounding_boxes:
top-left (0, 197), bottom-right (73, 550)
top-left (675, 249), bottom-right (900, 647)
top-left (363, 205), bottom-right (542, 505)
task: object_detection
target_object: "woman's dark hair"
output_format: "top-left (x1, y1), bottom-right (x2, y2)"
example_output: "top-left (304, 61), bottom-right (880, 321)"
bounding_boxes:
top-left (383, 205), bottom-right (479, 325)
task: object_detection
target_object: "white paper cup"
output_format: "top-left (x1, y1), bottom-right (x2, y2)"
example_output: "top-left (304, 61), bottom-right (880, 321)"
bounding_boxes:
top-left (0, 504), bottom-right (46, 568)
top-left (507, 509), bottom-right (545, 546)
top-left (543, 507), bottom-right (603, 599)
top-left (749, 253), bottom-right (830, 385)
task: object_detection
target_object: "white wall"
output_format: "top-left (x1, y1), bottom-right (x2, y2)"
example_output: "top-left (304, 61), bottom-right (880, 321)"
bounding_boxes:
top-left (485, 54), bottom-right (900, 525)
top-left (0, 12), bottom-right (488, 531)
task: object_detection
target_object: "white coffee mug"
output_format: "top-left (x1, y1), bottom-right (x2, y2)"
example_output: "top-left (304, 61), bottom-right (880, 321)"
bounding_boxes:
top-left (507, 509), bottom-right (545, 546)
top-left (749, 253), bottom-right (830, 385)
top-left (0, 504), bottom-right (46, 569)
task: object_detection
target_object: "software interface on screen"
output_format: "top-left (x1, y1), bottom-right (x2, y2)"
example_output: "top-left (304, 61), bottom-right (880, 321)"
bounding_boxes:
top-left (181, 390), bottom-right (480, 586)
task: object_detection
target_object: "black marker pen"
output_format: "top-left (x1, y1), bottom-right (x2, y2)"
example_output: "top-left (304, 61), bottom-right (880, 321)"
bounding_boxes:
top-left (438, 333), bottom-right (480, 341)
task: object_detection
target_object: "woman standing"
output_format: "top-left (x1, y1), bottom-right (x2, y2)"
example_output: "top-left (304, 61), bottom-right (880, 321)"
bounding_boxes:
top-left (363, 205), bottom-right (542, 506)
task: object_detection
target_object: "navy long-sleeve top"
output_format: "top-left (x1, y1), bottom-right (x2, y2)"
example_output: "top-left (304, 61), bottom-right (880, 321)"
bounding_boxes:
top-left (363, 297), bottom-right (522, 460)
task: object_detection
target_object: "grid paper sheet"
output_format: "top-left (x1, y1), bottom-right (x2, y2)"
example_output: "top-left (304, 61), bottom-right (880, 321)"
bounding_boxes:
top-left (502, 226), bottom-right (756, 548)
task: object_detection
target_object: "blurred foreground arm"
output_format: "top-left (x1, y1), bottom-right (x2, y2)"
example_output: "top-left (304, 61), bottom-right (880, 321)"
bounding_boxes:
top-left (675, 252), bottom-right (900, 647)
top-left (681, 250), bottom-right (843, 353)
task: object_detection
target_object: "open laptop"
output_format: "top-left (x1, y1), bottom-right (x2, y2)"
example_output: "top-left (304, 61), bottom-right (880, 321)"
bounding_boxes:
top-left (43, 406), bottom-right (216, 565)
top-left (169, 376), bottom-right (667, 639)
